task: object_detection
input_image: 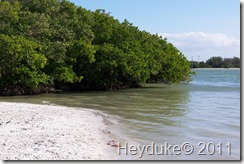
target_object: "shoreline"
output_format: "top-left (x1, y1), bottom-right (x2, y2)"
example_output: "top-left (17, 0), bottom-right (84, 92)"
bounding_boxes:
top-left (191, 68), bottom-right (240, 70)
top-left (0, 102), bottom-right (117, 160)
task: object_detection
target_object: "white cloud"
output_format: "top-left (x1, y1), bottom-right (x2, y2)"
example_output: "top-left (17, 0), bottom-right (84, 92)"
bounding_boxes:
top-left (160, 32), bottom-right (240, 61)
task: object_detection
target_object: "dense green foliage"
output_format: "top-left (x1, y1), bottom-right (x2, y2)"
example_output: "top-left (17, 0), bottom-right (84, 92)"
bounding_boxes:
top-left (191, 56), bottom-right (240, 68)
top-left (0, 0), bottom-right (192, 95)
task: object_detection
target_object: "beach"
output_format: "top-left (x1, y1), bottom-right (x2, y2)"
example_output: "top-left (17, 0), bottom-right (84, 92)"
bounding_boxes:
top-left (0, 68), bottom-right (240, 160)
top-left (0, 102), bottom-right (116, 160)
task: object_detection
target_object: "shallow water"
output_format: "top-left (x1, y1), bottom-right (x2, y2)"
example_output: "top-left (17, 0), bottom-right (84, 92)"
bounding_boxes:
top-left (0, 68), bottom-right (240, 160)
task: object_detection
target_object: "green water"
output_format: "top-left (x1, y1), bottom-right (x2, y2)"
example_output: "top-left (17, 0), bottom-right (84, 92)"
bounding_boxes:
top-left (0, 68), bottom-right (240, 160)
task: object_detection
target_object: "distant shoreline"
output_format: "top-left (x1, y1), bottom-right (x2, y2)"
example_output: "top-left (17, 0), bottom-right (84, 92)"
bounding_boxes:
top-left (191, 68), bottom-right (240, 70)
top-left (0, 102), bottom-right (117, 160)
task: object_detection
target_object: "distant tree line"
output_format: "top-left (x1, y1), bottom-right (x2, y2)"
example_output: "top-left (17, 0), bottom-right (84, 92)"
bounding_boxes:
top-left (0, 0), bottom-right (193, 96)
top-left (191, 56), bottom-right (240, 68)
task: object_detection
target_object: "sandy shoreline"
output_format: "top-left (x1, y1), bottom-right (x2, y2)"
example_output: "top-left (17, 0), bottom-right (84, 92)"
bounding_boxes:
top-left (0, 102), bottom-right (116, 160)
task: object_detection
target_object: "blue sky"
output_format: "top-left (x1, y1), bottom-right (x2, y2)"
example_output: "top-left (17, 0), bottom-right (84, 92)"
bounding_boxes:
top-left (70, 0), bottom-right (240, 61)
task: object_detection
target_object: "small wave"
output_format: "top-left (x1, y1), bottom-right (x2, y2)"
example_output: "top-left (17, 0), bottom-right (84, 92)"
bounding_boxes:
top-left (190, 81), bottom-right (240, 88)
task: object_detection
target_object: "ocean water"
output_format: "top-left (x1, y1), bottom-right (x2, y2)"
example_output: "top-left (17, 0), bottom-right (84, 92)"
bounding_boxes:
top-left (0, 68), bottom-right (240, 160)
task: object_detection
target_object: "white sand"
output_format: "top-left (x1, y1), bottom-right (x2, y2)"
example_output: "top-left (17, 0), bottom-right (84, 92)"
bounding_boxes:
top-left (0, 102), bottom-right (114, 160)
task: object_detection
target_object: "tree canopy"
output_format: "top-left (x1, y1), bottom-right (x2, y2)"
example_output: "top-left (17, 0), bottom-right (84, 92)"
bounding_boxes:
top-left (191, 56), bottom-right (240, 69)
top-left (0, 0), bottom-right (192, 96)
